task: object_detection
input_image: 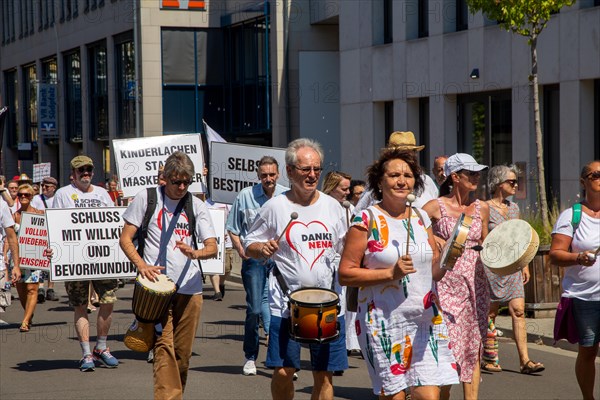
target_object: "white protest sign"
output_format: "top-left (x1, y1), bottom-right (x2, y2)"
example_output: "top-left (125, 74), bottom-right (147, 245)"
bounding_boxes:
top-left (198, 208), bottom-right (225, 275)
top-left (32, 163), bottom-right (52, 183)
top-left (209, 142), bottom-right (289, 204)
top-left (46, 207), bottom-right (136, 281)
top-left (113, 134), bottom-right (206, 198)
top-left (18, 212), bottom-right (50, 271)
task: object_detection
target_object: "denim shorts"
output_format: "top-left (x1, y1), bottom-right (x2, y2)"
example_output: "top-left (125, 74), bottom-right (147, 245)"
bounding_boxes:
top-left (266, 315), bottom-right (348, 371)
top-left (572, 298), bottom-right (600, 347)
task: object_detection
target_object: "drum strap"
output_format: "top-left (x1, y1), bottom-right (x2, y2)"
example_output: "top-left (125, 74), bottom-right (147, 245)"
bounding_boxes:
top-left (273, 265), bottom-right (290, 296)
top-left (156, 187), bottom-right (189, 273)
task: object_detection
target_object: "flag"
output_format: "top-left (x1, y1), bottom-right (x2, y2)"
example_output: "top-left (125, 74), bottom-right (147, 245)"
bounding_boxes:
top-left (203, 120), bottom-right (227, 144)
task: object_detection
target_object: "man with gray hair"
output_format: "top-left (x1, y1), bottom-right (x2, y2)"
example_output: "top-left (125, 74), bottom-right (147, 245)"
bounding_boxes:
top-left (226, 155), bottom-right (287, 376)
top-left (245, 138), bottom-right (348, 400)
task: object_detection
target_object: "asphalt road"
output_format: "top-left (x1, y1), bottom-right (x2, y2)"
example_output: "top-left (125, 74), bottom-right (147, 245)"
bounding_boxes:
top-left (0, 280), bottom-right (597, 400)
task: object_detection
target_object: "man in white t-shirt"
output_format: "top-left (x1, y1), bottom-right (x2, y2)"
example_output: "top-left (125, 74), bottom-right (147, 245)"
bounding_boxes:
top-left (120, 151), bottom-right (217, 400)
top-left (354, 131), bottom-right (438, 213)
top-left (52, 155), bottom-right (119, 372)
top-left (245, 138), bottom-right (348, 400)
top-left (0, 200), bottom-right (21, 318)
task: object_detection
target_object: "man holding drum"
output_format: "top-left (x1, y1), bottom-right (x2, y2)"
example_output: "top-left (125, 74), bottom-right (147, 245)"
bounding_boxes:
top-left (120, 151), bottom-right (218, 400)
top-left (52, 155), bottom-right (119, 371)
top-left (244, 139), bottom-right (348, 400)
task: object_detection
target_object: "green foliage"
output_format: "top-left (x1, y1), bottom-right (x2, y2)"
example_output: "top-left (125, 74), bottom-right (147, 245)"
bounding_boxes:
top-left (521, 197), bottom-right (561, 245)
top-left (466, 0), bottom-right (576, 39)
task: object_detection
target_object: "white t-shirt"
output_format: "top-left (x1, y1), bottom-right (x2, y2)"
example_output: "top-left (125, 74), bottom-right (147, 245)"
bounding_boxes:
top-left (31, 194), bottom-right (56, 210)
top-left (0, 201), bottom-right (15, 271)
top-left (552, 207), bottom-right (600, 301)
top-left (123, 187), bottom-right (217, 295)
top-left (244, 191), bottom-right (347, 318)
top-left (54, 183), bottom-right (114, 209)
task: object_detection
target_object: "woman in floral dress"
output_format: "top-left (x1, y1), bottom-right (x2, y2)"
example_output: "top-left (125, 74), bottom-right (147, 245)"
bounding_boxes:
top-left (423, 153), bottom-right (490, 400)
top-left (340, 148), bottom-right (458, 400)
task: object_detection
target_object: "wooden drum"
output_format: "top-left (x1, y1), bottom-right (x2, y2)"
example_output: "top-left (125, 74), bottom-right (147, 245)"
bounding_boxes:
top-left (440, 213), bottom-right (473, 271)
top-left (132, 274), bottom-right (177, 323)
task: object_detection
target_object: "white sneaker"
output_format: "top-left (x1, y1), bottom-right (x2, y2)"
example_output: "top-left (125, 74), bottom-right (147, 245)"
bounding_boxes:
top-left (496, 329), bottom-right (504, 337)
top-left (242, 359), bottom-right (257, 376)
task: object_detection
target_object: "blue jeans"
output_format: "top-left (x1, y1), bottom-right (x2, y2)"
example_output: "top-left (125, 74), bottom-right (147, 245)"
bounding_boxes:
top-left (241, 258), bottom-right (272, 361)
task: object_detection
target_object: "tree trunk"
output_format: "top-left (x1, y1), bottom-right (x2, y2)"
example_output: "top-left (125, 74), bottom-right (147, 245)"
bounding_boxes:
top-left (531, 35), bottom-right (550, 230)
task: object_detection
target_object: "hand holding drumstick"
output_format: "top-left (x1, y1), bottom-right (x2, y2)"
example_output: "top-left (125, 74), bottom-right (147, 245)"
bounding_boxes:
top-left (261, 212), bottom-right (298, 261)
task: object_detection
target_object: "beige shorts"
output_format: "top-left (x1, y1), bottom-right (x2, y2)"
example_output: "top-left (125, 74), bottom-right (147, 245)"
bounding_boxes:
top-left (65, 280), bottom-right (119, 307)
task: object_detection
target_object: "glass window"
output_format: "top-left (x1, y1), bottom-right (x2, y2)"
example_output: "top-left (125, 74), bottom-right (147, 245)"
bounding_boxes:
top-left (28, 0), bottom-right (35, 34)
top-left (3, 69), bottom-right (19, 147)
top-left (89, 42), bottom-right (109, 140)
top-left (64, 50), bottom-right (83, 142)
top-left (543, 85), bottom-right (560, 200)
top-left (42, 58), bottom-right (58, 83)
top-left (9, 0), bottom-right (15, 41)
top-left (24, 64), bottom-right (38, 143)
top-left (456, 0), bottom-right (468, 31)
top-left (115, 36), bottom-right (136, 137)
top-left (384, 0), bottom-right (393, 43)
top-left (19, 0), bottom-right (24, 38)
top-left (418, 0), bottom-right (429, 38)
top-left (1, 0), bottom-right (6, 44)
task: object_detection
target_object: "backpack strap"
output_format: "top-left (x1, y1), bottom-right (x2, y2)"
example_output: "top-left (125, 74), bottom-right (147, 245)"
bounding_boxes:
top-left (571, 203), bottom-right (582, 233)
top-left (137, 187), bottom-right (158, 258)
top-left (182, 193), bottom-right (203, 281)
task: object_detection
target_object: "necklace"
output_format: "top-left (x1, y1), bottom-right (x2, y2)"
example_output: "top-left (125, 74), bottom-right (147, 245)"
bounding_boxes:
top-left (490, 199), bottom-right (507, 209)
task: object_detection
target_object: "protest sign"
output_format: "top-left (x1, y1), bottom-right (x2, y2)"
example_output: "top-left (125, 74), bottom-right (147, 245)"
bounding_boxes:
top-left (45, 207), bottom-right (136, 281)
top-left (32, 163), bottom-right (52, 183)
top-left (18, 212), bottom-right (50, 271)
top-left (198, 208), bottom-right (225, 275)
top-left (113, 134), bottom-right (206, 198)
top-left (209, 142), bottom-right (288, 204)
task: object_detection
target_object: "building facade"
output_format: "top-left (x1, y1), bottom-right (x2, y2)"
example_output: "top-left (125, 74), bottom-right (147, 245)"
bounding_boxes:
top-left (1, 0), bottom-right (599, 211)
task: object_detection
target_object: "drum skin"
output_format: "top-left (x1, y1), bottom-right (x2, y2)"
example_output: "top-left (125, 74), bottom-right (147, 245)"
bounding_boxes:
top-left (288, 288), bottom-right (340, 344)
top-left (132, 274), bottom-right (177, 323)
top-left (481, 219), bottom-right (540, 276)
top-left (440, 214), bottom-right (473, 271)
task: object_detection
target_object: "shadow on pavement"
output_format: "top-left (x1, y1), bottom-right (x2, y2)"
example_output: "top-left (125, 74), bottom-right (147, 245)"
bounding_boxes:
top-left (12, 359), bottom-right (81, 372)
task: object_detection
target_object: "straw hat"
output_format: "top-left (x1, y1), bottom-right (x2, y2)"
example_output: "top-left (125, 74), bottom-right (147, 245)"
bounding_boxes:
top-left (387, 131), bottom-right (425, 151)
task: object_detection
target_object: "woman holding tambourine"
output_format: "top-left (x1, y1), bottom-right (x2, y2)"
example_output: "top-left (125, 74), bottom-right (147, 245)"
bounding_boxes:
top-left (482, 165), bottom-right (544, 375)
top-left (550, 160), bottom-right (600, 400)
top-left (422, 153), bottom-right (490, 400)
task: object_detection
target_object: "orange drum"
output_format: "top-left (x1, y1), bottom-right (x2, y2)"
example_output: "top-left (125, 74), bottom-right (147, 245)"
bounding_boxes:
top-left (288, 288), bottom-right (340, 344)
top-left (132, 274), bottom-right (176, 323)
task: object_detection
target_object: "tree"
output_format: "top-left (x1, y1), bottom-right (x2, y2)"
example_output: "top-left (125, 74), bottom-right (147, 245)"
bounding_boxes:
top-left (465, 0), bottom-right (575, 231)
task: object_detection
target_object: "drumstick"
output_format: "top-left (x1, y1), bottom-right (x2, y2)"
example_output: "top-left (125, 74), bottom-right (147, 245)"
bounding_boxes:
top-left (405, 194), bottom-right (416, 256)
top-left (342, 201), bottom-right (352, 227)
top-left (276, 212), bottom-right (299, 243)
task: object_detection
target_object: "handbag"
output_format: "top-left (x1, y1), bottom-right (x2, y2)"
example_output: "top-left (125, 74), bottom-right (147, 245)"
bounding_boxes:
top-left (553, 296), bottom-right (579, 344)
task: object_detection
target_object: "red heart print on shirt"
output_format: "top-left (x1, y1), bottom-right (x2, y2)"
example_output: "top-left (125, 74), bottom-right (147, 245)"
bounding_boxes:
top-left (286, 220), bottom-right (333, 270)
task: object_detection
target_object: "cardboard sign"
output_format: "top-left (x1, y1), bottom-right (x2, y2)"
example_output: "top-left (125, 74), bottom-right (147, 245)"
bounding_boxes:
top-left (209, 142), bottom-right (289, 204)
top-left (17, 212), bottom-right (50, 271)
top-left (198, 208), bottom-right (225, 275)
top-left (113, 134), bottom-right (206, 198)
top-left (32, 162), bottom-right (52, 183)
top-left (45, 207), bottom-right (136, 281)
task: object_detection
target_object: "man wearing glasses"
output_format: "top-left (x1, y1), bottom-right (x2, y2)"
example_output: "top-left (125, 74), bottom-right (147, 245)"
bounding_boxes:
top-left (120, 151), bottom-right (217, 399)
top-left (52, 155), bottom-right (119, 371)
top-left (226, 155), bottom-right (287, 376)
top-left (244, 139), bottom-right (348, 400)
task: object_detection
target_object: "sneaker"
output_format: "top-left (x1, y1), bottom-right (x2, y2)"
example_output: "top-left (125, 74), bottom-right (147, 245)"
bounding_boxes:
top-left (80, 354), bottom-right (95, 372)
top-left (37, 288), bottom-right (46, 304)
top-left (242, 359), bottom-right (257, 376)
top-left (147, 349), bottom-right (154, 363)
top-left (293, 372), bottom-right (299, 381)
top-left (45, 289), bottom-right (58, 301)
top-left (93, 347), bottom-right (119, 368)
top-left (213, 292), bottom-right (223, 301)
top-left (219, 284), bottom-right (225, 298)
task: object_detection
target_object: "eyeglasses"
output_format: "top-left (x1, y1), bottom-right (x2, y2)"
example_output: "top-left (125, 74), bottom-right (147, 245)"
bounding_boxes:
top-left (457, 170), bottom-right (480, 177)
top-left (293, 165), bottom-right (323, 174)
top-left (17, 193), bottom-right (32, 198)
top-left (502, 179), bottom-right (518, 187)
top-left (170, 179), bottom-right (191, 186)
top-left (42, 184), bottom-right (55, 188)
top-left (77, 166), bottom-right (94, 173)
top-left (585, 171), bottom-right (600, 181)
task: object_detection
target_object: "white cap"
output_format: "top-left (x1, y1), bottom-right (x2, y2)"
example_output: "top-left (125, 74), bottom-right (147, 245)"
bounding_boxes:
top-left (444, 153), bottom-right (488, 176)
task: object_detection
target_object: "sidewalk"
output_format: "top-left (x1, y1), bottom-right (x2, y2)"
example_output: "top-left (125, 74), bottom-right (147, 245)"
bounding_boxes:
top-left (494, 314), bottom-right (578, 353)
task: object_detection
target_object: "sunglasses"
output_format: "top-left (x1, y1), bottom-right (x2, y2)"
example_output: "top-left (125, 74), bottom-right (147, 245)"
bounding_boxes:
top-left (170, 179), bottom-right (191, 186)
top-left (294, 165), bottom-right (323, 174)
top-left (503, 179), bottom-right (518, 187)
top-left (77, 166), bottom-right (94, 173)
top-left (585, 171), bottom-right (600, 181)
top-left (42, 184), bottom-right (55, 188)
top-left (17, 192), bottom-right (32, 198)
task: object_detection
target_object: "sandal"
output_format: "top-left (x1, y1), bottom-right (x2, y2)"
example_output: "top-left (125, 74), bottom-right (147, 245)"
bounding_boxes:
top-left (482, 362), bottom-right (502, 372)
top-left (520, 360), bottom-right (545, 374)
top-left (19, 322), bottom-right (30, 333)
